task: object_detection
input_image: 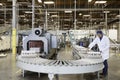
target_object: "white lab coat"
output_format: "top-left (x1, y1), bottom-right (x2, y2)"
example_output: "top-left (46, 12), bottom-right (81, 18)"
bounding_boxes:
top-left (89, 35), bottom-right (110, 60)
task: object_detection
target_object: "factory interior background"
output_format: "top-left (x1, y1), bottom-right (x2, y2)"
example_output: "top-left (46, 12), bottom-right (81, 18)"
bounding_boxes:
top-left (0, 0), bottom-right (120, 80)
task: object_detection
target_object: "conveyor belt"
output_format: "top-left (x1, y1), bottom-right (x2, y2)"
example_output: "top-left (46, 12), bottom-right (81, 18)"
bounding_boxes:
top-left (16, 45), bottom-right (104, 80)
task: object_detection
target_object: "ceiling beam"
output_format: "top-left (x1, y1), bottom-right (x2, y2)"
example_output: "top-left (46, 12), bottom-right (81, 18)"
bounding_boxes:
top-left (0, 8), bottom-right (120, 11)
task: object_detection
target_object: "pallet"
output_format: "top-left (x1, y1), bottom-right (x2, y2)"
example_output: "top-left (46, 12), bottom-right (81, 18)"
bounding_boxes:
top-left (0, 53), bottom-right (7, 57)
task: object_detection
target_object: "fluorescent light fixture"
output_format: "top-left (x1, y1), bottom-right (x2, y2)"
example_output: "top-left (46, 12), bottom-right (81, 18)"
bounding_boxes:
top-left (77, 21), bottom-right (83, 24)
top-left (51, 15), bottom-right (58, 17)
top-left (38, 0), bottom-right (42, 3)
top-left (103, 11), bottom-right (110, 13)
top-left (64, 19), bottom-right (71, 21)
top-left (25, 11), bottom-right (33, 14)
top-left (65, 10), bottom-right (72, 13)
top-left (88, 0), bottom-right (92, 2)
top-left (44, 1), bottom-right (54, 4)
top-left (79, 13), bottom-right (82, 16)
top-left (64, 24), bottom-right (69, 26)
top-left (95, 1), bottom-right (107, 4)
top-left (27, 5), bottom-right (42, 8)
top-left (83, 15), bottom-right (91, 17)
top-left (116, 15), bottom-right (120, 18)
top-left (19, 15), bottom-right (25, 17)
top-left (0, 3), bottom-right (3, 6)
top-left (48, 12), bottom-right (58, 13)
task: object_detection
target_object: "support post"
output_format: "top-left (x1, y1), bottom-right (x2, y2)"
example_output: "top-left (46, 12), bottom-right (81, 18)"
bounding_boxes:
top-left (74, 0), bottom-right (77, 30)
top-left (104, 11), bottom-right (109, 36)
top-left (97, 71), bottom-right (100, 80)
top-left (117, 10), bottom-right (120, 42)
top-left (48, 74), bottom-right (54, 80)
top-left (22, 70), bottom-right (25, 77)
top-left (32, 0), bottom-right (35, 33)
top-left (12, 0), bottom-right (17, 55)
top-left (4, 5), bottom-right (6, 27)
top-left (45, 10), bottom-right (48, 30)
top-left (73, 0), bottom-right (77, 41)
top-left (38, 73), bottom-right (40, 78)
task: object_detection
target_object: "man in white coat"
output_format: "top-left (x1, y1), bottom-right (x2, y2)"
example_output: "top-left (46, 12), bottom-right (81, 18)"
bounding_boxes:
top-left (88, 30), bottom-right (110, 77)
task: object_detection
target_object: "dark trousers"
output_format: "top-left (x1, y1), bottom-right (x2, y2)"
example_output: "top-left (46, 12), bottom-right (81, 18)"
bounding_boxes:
top-left (103, 60), bottom-right (108, 76)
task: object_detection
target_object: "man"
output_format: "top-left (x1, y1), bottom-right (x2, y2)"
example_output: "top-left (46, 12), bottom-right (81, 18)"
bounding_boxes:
top-left (88, 30), bottom-right (110, 77)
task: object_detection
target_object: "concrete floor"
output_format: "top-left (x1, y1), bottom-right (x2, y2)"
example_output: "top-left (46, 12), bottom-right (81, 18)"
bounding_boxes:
top-left (0, 48), bottom-right (120, 80)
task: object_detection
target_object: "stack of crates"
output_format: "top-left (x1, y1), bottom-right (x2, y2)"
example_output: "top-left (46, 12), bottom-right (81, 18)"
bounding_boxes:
top-left (0, 36), bottom-right (10, 51)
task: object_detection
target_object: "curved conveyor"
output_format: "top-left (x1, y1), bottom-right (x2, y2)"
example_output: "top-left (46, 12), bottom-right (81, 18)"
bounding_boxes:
top-left (16, 45), bottom-right (104, 80)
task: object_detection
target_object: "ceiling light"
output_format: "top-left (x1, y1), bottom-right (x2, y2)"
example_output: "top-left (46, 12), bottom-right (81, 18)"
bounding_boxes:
top-left (64, 19), bottom-right (71, 21)
top-left (77, 22), bottom-right (83, 24)
top-left (19, 15), bottom-right (25, 17)
top-left (95, 1), bottom-right (107, 4)
top-left (64, 24), bottom-right (69, 26)
top-left (38, 0), bottom-right (42, 3)
top-left (48, 13), bottom-right (50, 15)
top-left (88, 0), bottom-right (92, 2)
top-left (65, 10), bottom-right (72, 13)
top-left (79, 13), bottom-right (82, 16)
top-left (25, 11), bottom-right (33, 14)
top-left (44, 1), bottom-right (54, 4)
top-left (0, 3), bottom-right (3, 6)
top-left (27, 5), bottom-right (42, 8)
top-left (49, 12), bottom-right (58, 14)
top-left (103, 11), bottom-right (110, 13)
top-left (116, 15), bottom-right (120, 18)
top-left (51, 15), bottom-right (58, 17)
top-left (83, 15), bottom-right (91, 17)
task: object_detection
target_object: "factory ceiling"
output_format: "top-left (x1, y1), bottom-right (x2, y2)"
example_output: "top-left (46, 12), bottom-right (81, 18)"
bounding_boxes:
top-left (0, 0), bottom-right (120, 30)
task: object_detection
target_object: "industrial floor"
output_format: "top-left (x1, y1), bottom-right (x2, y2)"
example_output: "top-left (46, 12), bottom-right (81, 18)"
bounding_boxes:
top-left (0, 47), bottom-right (120, 80)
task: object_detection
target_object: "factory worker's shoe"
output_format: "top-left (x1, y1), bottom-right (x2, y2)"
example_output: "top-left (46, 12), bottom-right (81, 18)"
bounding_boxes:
top-left (100, 72), bottom-right (108, 76)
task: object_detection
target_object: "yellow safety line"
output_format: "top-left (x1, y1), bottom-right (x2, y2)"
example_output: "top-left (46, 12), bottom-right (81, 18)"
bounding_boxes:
top-left (16, 69), bottom-right (22, 74)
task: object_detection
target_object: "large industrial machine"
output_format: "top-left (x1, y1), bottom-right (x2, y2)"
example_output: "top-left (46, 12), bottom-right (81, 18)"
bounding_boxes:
top-left (21, 28), bottom-right (58, 58)
top-left (17, 29), bottom-right (104, 80)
